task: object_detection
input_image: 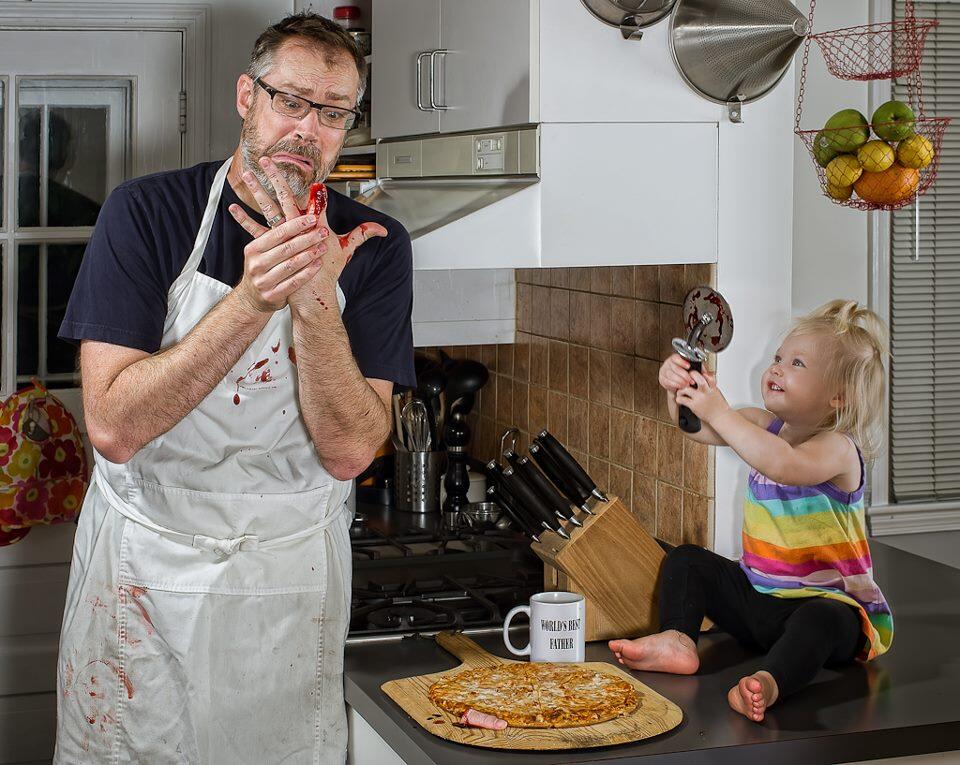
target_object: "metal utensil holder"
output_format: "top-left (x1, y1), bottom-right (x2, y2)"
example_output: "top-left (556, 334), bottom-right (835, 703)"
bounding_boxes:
top-left (394, 442), bottom-right (447, 514)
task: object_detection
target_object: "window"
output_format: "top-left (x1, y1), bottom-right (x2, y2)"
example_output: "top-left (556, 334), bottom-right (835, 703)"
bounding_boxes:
top-left (888, 2), bottom-right (960, 501)
top-left (1, 78), bottom-right (130, 392)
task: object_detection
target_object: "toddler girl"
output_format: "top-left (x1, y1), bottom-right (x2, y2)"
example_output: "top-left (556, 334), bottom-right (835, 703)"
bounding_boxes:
top-left (609, 300), bottom-right (893, 722)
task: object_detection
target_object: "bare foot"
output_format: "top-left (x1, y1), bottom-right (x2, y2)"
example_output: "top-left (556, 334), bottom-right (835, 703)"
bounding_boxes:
top-left (727, 671), bottom-right (779, 722)
top-left (607, 630), bottom-right (699, 674)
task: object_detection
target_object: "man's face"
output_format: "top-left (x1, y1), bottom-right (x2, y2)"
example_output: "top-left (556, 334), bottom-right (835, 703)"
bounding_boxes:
top-left (237, 40), bottom-right (360, 201)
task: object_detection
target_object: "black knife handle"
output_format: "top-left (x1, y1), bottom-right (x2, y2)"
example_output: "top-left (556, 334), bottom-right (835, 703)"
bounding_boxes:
top-left (678, 358), bottom-right (703, 434)
top-left (485, 461), bottom-right (541, 538)
top-left (537, 429), bottom-right (607, 501)
top-left (529, 440), bottom-right (590, 507)
top-left (487, 486), bottom-right (539, 541)
top-left (513, 455), bottom-right (579, 524)
top-left (501, 467), bottom-right (569, 539)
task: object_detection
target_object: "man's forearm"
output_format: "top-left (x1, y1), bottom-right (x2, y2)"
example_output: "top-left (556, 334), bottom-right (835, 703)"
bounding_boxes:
top-left (84, 290), bottom-right (271, 462)
top-left (290, 302), bottom-right (389, 480)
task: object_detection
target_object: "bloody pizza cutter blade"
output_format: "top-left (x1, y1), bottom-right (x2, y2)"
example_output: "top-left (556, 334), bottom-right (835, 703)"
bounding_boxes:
top-left (672, 286), bottom-right (734, 434)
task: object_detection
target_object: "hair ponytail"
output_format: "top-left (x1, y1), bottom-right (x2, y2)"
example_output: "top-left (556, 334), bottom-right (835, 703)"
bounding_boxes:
top-left (789, 300), bottom-right (888, 460)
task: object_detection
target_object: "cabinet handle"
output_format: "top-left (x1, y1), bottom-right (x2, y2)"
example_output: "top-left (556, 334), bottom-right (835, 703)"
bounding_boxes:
top-left (416, 51), bottom-right (433, 112)
top-left (429, 49), bottom-right (449, 111)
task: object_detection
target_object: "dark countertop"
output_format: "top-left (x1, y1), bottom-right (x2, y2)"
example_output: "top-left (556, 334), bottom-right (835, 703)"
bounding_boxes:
top-left (344, 542), bottom-right (960, 764)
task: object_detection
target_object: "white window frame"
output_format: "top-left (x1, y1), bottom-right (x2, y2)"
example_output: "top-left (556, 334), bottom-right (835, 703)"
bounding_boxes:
top-left (0, 2), bottom-right (211, 401)
top-left (867, 0), bottom-right (960, 535)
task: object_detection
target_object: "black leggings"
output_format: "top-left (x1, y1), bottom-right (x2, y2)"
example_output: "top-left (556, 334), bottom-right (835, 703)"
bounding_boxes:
top-left (659, 544), bottom-right (865, 699)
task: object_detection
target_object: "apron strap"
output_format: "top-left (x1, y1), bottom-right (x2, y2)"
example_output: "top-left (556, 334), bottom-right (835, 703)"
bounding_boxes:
top-left (92, 466), bottom-right (348, 559)
top-left (165, 158), bottom-right (233, 319)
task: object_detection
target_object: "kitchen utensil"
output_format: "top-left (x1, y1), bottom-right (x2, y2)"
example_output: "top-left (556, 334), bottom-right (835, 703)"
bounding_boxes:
top-left (503, 591), bottom-right (586, 663)
top-left (672, 285), bottom-right (734, 434)
top-left (501, 466), bottom-right (571, 540)
top-left (505, 451), bottom-right (583, 528)
top-left (461, 501), bottom-right (503, 529)
top-left (529, 439), bottom-right (591, 510)
top-left (394, 445), bottom-right (447, 514)
top-left (380, 632), bottom-right (682, 751)
top-left (537, 429), bottom-right (606, 505)
top-left (580, 0), bottom-right (677, 40)
top-left (392, 393), bottom-right (405, 450)
top-left (402, 399), bottom-right (432, 452)
top-left (444, 360), bottom-right (489, 416)
top-left (486, 485), bottom-right (541, 542)
top-left (416, 367), bottom-right (446, 445)
top-left (670, 0), bottom-right (808, 121)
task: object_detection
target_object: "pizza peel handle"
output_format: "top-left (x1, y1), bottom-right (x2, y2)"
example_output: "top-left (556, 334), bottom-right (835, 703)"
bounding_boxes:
top-left (436, 631), bottom-right (506, 669)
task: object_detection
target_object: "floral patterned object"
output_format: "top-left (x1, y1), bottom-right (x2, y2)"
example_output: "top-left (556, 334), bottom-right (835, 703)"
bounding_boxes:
top-left (0, 381), bottom-right (89, 545)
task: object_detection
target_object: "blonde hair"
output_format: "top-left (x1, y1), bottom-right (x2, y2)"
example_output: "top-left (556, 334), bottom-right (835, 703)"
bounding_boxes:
top-left (788, 300), bottom-right (888, 460)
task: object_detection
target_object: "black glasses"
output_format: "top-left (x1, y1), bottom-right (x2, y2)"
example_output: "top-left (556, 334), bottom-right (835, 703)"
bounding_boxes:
top-left (254, 77), bottom-right (360, 131)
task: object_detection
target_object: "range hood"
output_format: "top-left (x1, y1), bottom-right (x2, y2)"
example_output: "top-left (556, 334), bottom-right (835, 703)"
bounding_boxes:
top-left (351, 122), bottom-right (718, 272)
top-left (353, 127), bottom-right (541, 271)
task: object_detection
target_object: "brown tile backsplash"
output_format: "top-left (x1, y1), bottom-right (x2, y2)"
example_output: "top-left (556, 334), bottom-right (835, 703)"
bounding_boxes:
top-left (427, 265), bottom-right (716, 550)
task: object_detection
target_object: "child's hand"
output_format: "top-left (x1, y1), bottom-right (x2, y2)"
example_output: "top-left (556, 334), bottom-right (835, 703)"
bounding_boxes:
top-left (676, 370), bottom-right (730, 423)
top-left (659, 354), bottom-right (695, 392)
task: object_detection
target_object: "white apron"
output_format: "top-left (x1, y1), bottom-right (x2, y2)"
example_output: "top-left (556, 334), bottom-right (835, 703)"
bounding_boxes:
top-left (55, 159), bottom-right (354, 764)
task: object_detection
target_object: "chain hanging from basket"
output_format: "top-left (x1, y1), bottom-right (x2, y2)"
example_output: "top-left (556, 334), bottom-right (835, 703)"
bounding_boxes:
top-left (795, 0), bottom-right (951, 212)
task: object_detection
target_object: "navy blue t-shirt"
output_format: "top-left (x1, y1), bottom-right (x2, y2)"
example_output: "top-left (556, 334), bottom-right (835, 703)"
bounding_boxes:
top-left (59, 161), bottom-right (416, 388)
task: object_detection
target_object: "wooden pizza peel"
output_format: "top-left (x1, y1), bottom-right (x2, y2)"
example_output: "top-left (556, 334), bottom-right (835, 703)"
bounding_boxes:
top-left (380, 632), bottom-right (683, 751)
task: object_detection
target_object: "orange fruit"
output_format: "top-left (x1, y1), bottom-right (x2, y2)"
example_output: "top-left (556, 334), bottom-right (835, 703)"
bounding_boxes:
top-left (853, 164), bottom-right (920, 205)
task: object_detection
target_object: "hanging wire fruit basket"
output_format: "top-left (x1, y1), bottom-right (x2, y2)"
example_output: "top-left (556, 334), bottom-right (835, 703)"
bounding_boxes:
top-left (795, 0), bottom-right (951, 211)
top-left (810, 14), bottom-right (938, 81)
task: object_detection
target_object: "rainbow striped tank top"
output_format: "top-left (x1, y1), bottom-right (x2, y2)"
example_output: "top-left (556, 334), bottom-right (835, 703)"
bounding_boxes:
top-left (740, 418), bottom-right (893, 660)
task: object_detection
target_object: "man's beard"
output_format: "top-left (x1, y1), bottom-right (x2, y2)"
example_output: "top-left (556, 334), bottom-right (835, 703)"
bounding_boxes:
top-left (239, 117), bottom-right (336, 203)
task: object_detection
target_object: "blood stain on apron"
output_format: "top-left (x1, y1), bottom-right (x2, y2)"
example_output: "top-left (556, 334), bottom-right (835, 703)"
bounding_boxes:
top-left (122, 585), bottom-right (156, 635)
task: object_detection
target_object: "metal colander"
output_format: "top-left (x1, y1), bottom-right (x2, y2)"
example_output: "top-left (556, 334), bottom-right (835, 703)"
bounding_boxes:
top-left (670, 0), bottom-right (808, 118)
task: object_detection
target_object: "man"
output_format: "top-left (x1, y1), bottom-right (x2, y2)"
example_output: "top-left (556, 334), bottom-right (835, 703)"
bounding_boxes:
top-left (54, 13), bottom-right (414, 763)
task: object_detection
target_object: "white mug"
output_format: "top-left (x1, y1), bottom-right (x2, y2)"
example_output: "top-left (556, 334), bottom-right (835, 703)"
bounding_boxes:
top-left (503, 591), bottom-right (586, 663)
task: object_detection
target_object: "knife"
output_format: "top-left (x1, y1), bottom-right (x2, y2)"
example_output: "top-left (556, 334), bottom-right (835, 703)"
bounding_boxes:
top-left (485, 460), bottom-right (545, 543)
top-left (529, 439), bottom-right (593, 514)
top-left (537, 429), bottom-right (608, 504)
top-left (500, 465), bottom-right (571, 540)
top-left (486, 485), bottom-right (540, 543)
top-left (504, 451), bottom-right (583, 528)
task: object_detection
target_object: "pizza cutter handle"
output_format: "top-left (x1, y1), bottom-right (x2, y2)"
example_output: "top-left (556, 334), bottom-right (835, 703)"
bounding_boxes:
top-left (502, 606), bottom-right (532, 657)
top-left (678, 358), bottom-right (703, 434)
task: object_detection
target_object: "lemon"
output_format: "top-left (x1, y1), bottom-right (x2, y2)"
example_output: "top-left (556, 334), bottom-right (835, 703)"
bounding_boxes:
top-left (857, 140), bottom-right (896, 173)
top-left (827, 183), bottom-right (853, 201)
top-left (826, 154), bottom-right (863, 188)
top-left (897, 135), bottom-right (934, 169)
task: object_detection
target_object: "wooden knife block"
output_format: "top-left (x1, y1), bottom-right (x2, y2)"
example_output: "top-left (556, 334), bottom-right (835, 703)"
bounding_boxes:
top-left (531, 495), bottom-right (708, 642)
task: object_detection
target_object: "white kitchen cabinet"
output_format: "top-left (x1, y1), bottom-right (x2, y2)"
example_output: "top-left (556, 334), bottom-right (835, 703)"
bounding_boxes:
top-left (438, 0), bottom-right (538, 134)
top-left (371, 0), bottom-right (441, 138)
top-left (539, 122), bottom-right (718, 267)
top-left (371, 0), bottom-right (536, 139)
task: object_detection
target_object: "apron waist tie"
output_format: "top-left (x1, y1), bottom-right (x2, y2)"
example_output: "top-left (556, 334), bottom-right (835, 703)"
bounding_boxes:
top-left (92, 466), bottom-right (348, 558)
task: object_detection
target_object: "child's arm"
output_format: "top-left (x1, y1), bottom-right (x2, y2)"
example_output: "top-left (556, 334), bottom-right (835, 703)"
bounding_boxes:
top-left (678, 371), bottom-right (854, 486)
top-left (661, 354), bottom-right (770, 446)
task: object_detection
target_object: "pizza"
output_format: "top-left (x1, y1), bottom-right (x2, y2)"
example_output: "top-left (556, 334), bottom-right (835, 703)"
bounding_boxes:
top-left (427, 662), bottom-right (641, 728)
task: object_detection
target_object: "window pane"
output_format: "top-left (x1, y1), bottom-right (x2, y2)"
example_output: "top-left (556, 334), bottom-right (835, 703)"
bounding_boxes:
top-left (18, 79), bottom-right (131, 229)
top-left (16, 245), bottom-right (39, 379)
top-left (16, 243), bottom-right (84, 388)
top-left (45, 244), bottom-right (84, 377)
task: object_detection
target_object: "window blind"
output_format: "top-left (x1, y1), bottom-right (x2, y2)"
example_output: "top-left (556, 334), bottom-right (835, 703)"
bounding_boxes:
top-left (890, 1), bottom-right (960, 501)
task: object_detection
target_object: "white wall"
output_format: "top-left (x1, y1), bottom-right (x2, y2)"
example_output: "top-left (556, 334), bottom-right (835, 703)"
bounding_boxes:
top-left (714, 80), bottom-right (798, 558)
top-left (792, 1), bottom-right (872, 316)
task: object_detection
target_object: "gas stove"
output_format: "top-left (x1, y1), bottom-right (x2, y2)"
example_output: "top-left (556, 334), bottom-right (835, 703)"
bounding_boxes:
top-left (347, 504), bottom-right (541, 643)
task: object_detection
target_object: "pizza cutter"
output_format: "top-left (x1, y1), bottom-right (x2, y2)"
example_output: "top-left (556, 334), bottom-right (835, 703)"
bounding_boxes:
top-left (672, 286), bottom-right (734, 434)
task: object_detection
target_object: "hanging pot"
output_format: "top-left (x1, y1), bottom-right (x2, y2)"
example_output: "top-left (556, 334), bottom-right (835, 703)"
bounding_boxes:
top-left (580, 0), bottom-right (678, 40)
top-left (669, 0), bottom-right (808, 120)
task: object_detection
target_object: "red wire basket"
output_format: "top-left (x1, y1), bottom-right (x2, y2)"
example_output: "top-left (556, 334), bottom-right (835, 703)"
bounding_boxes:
top-left (796, 116), bottom-right (950, 211)
top-left (810, 16), bottom-right (938, 81)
